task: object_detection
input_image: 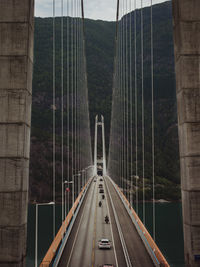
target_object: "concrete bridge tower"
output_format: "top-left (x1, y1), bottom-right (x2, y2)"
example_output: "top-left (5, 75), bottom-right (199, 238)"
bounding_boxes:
top-left (0, 0), bottom-right (34, 266)
top-left (172, 1), bottom-right (200, 266)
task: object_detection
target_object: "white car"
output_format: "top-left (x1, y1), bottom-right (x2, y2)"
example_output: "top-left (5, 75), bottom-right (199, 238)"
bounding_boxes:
top-left (98, 239), bottom-right (111, 249)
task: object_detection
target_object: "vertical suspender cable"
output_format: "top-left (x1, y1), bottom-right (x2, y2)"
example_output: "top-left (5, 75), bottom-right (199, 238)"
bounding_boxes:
top-left (129, 0), bottom-right (133, 207)
top-left (125, 0), bottom-right (129, 200)
top-left (71, 0), bottom-right (74, 208)
top-left (119, 5), bottom-right (122, 189)
top-left (111, 0), bottom-right (119, 184)
top-left (79, 9), bottom-right (81, 184)
top-left (122, 0), bottom-right (126, 196)
top-left (118, 20), bottom-right (120, 187)
top-left (61, 0), bottom-right (64, 226)
top-left (75, 0), bottom-right (77, 193)
top-left (52, 0), bottom-right (56, 239)
top-left (151, 0), bottom-right (155, 241)
top-left (77, 0), bottom-right (79, 187)
top-left (116, 0), bottom-right (120, 186)
top-left (122, 0), bottom-right (125, 195)
top-left (119, 3), bottom-right (122, 190)
top-left (141, 0), bottom-right (145, 225)
top-left (77, 1), bottom-right (79, 180)
top-left (74, 0), bottom-right (77, 190)
top-left (118, 1), bottom-right (122, 188)
top-left (121, 0), bottom-right (123, 191)
top-left (80, 0), bottom-right (84, 172)
top-left (79, 0), bottom-right (81, 179)
top-left (121, 6), bottom-right (123, 192)
top-left (134, 0), bottom-right (138, 214)
top-left (121, 1), bottom-right (124, 193)
top-left (120, 1), bottom-right (123, 190)
top-left (67, 0), bottom-right (70, 221)
top-left (77, 0), bottom-right (80, 181)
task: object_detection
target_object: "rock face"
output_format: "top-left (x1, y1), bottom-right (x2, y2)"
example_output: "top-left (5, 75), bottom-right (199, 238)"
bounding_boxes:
top-left (0, 0), bottom-right (34, 266)
top-left (172, 1), bottom-right (200, 266)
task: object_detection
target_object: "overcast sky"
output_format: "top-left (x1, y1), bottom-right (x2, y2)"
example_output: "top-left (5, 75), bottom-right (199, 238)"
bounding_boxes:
top-left (35, 0), bottom-right (169, 21)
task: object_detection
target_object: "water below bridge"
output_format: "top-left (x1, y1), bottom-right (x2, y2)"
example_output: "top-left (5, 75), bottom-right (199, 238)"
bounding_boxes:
top-left (26, 202), bottom-right (184, 267)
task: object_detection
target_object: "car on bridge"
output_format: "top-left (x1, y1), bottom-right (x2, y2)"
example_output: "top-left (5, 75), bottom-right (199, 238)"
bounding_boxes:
top-left (99, 184), bottom-right (103, 188)
top-left (99, 188), bottom-right (104, 193)
top-left (98, 239), bottom-right (111, 249)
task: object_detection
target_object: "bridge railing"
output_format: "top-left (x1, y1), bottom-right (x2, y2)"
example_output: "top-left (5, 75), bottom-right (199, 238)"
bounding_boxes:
top-left (40, 177), bottom-right (93, 267)
top-left (107, 176), bottom-right (170, 267)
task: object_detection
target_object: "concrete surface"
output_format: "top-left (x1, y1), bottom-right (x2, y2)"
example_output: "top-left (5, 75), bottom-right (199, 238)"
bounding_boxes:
top-left (0, 0), bottom-right (34, 266)
top-left (172, 0), bottom-right (200, 266)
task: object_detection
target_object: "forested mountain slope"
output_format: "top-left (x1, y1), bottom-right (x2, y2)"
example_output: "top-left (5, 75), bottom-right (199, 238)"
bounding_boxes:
top-left (30, 1), bottom-right (180, 201)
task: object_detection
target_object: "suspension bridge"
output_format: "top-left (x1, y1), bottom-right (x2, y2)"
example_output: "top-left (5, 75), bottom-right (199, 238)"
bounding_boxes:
top-left (0, 0), bottom-right (199, 267)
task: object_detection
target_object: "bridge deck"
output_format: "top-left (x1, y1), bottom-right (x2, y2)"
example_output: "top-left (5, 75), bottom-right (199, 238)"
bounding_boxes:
top-left (58, 176), bottom-right (154, 267)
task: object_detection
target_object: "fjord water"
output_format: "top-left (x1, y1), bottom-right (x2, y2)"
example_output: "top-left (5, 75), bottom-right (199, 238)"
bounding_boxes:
top-left (26, 203), bottom-right (184, 267)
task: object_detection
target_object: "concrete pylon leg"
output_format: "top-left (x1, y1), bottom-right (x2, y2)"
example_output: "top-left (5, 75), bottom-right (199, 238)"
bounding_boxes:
top-left (101, 115), bottom-right (107, 176)
top-left (172, 1), bottom-right (200, 266)
top-left (0, 1), bottom-right (34, 266)
top-left (94, 115), bottom-right (98, 176)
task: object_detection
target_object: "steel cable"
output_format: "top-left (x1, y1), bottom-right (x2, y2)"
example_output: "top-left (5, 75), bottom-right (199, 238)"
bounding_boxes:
top-left (52, 0), bottom-right (56, 239)
top-left (141, 0), bottom-right (145, 225)
top-left (151, 0), bottom-right (155, 241)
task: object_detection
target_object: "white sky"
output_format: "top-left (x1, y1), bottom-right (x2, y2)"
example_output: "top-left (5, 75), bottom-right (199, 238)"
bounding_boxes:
top-left (35, 0), bottom-right (169, 21)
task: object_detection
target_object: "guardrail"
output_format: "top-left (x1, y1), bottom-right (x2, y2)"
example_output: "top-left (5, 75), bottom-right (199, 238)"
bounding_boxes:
top-left (40, 177), bottom-right (93, 267)
top-left (107, 176), bottom-right (170, 267)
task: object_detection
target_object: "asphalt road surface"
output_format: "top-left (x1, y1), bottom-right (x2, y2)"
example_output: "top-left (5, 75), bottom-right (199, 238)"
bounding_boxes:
top-left (58, 176), bottom-right (154, 267)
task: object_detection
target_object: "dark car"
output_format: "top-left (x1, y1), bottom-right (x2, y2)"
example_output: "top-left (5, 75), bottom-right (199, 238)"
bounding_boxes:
top-left (99, 265), bottom-right (115, 267)
top-left (99, 188), bottom-right (104, 193)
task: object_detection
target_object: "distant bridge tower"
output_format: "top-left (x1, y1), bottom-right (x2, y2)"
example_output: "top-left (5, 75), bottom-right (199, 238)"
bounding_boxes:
top-left (94, 115), bottom-right (107, 176)
top-left (172, 1), bottom-right (200, 266)
top-left (0, 0), bottom-right (34, 266)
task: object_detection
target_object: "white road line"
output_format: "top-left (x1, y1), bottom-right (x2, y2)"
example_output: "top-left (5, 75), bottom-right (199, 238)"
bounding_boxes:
top-left (104, 177), bottom-right (119, 267)
top-left (105, 177), bottom-right (133, 267)
top-left (66, 183), bottom-right (96, 267)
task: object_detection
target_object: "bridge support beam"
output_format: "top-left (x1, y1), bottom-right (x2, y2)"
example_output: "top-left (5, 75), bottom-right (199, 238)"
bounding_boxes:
top-left (0, 1), bottom-right (34, 266)
top-left (172, 1), bottom-right (200, 266)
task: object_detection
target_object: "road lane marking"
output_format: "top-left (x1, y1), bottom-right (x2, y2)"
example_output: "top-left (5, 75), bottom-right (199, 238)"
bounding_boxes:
top-left (104, 177), bottom-right (119, 267)
top-left (66, 182), bottom-right (96, 267)
top-left (91, 184), bottom-right (98, 267)
top-left (105, 177), bottom-right (132, 267)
